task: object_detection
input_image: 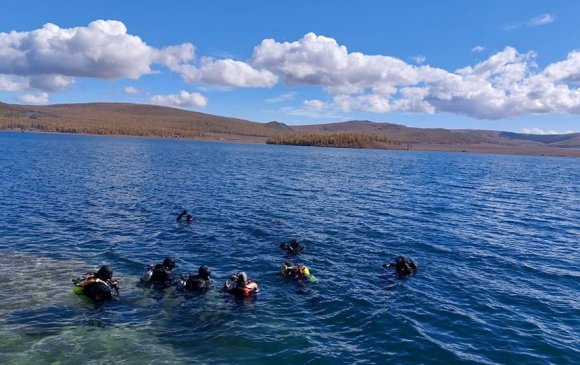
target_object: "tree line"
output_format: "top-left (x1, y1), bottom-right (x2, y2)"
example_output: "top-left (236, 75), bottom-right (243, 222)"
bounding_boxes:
top-left (266, 133), bottom-right (411, 149)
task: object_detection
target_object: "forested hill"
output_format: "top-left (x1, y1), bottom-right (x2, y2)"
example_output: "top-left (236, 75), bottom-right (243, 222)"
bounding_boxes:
top-left (1, 102), bottom-right (579, 155)
top-left (0, 102), bottom-right (291, 139)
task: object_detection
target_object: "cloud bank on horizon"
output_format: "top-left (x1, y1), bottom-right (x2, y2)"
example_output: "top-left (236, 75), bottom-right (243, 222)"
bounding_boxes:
top-left (1, 19), bottom-right (579, 127)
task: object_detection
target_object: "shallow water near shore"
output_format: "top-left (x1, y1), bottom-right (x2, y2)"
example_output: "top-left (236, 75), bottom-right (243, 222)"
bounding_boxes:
top-left (0, 132), bottom-right (578, 364)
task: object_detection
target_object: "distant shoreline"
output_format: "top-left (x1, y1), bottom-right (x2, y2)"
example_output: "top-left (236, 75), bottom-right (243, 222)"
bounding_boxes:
top-left (3, 129), bottom-right (579, 158)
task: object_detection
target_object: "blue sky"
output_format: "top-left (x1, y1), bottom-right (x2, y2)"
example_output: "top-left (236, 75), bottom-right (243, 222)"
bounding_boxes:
top-left (1, 0), bottom-right (579, 133)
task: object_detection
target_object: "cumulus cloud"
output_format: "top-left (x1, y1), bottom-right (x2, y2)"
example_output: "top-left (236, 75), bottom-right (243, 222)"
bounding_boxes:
top-left (472, 46), bottom-right (486, 53)
top-left (252, 32), bottom-right (419, 94)
top-left (0, 20), bottom-right (275, 92)
top-left (150, 90), bottom-right (207, 108)
top-left (153, 43), bottom-right (196, 69)
top-left (175, 58), bottom-right (278, 87)
top-left (124, 86), bottom-right (138, 94)
top-left (28, 75), bottom-right (74, 92)
top-left (0, 20), bottom-right (155, 79)
top-left (16, 92), bottom-right (49, 104)
top-left (542, 50), bottom-right (580, 82)
top-left (0, 75), bottom-right (27, 91)
top-left (303, 99), bottom-right (326, 111)
top-left (4, 22), bottom-right (580, 121)
top-left (247, 33), bottom-right (580, 119)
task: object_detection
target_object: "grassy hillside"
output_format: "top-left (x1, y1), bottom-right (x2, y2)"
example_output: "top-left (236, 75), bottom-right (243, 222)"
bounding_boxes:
top-left (293, 120), bottom-right (580, 149)
top-left (0, 102), bottom-right (291, 139)
top-left (1, 102), bottom-right (578, 154)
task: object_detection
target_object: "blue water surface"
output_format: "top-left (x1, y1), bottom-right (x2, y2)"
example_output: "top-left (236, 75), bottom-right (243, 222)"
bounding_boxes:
top-left (0, 132), bottom-right (578, 364)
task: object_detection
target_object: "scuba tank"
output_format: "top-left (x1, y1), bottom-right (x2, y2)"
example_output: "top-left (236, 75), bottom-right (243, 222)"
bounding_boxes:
top-left (176, 274), bottom-right (188, 290)
top-left (140, 265), bottom-right (154, 282)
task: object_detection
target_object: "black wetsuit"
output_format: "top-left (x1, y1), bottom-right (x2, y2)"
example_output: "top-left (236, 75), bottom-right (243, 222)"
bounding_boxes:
top-left (149, 264), bottom-right (173, 284)
top-left (384, 256), bottom-right (418, 276)
top-left (83, 280), bottom-right (117, 301)
top-left (181, 274), bottom-right (211, 291)
top-left (280, 243), bottom-right (305, 254)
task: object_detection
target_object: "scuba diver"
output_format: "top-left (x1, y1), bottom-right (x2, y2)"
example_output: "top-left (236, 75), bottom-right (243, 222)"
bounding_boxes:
top-left (281, 262), bottom-right (317, 283)
top-left (141, 256), bottom-right (176, 286)
top-left (279, 239), bottom-right (305, 254)
top-left (176, 210), bottom-right (193, 223)
top-left (73, 265), bottom-right (119, 301)
top-left (177, 265), bottom-right (213, 292)
top-left (382, 255), bottom-right (418, 277)
top-left (223, 272), bottom-right (259, 297)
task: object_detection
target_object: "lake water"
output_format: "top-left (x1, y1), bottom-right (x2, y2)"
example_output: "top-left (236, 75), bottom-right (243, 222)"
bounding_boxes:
top-left (0, 132), bottom-right (578, 364)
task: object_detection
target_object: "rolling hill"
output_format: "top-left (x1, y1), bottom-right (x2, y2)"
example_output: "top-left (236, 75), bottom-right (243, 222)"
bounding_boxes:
top-left (1, 102), bottom-right (578, 156)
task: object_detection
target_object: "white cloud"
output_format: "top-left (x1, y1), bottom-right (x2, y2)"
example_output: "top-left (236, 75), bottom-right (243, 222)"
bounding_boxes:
top-left (506, 13), bottom-right (557, 30)
top-left (174, 58), bottom-right (278, 88)
top-left (542, 50), bottom-right (580, 82)
top-left (28, 75), bottom-right (74, 92)
top-left (252, 32), bottom-right (419, 93)
top-left (412, 55), bottom-right (426, 64)
top-left (0, 75), bottom-right (27, 91)
top-left (265, 92), bottom-right (296, 103)
top-left (16, 92), bottom-right (49, 104)
top-left (150, 90), bottom-right (207, 108)
top-left (279, 105), bottom-right (343, 120)
top-left (153, 43), bottom-right (196, 69)
top-left (472, 46), bottom-right (486, 53)
top-left (527, 13), bottom-right (556, 27)
top-left (303, 99), bottom-right (326, 111)
top-left (3, 22), bottom-right (580, 121)
top-left (521, 127), bottom-right (569, 135)
top-left (124, 86), bottom-right (138, 94)
top-left (248, 33), bottom-right (580, 119)
top-left (0, 20), bottom-right (279, 92)
top-left (0, 20), bottom-right (155, 79)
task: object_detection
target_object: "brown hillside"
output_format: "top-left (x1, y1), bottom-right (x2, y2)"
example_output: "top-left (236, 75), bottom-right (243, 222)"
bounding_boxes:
top-left (0, 102), bottom-right (292, 139)
top-left (1, 102), bottom-right (578, 156)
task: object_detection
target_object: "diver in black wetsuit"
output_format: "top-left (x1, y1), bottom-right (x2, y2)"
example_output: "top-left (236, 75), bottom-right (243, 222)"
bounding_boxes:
top-left (141, 256), bottom-right (176, 286)
top-left (279, 239), bottom-right (305, 254)
top-left (176, 210), bottom-right (193, 222)
top-left (382, 255), bottom-right (418, 277)
top-left (73, 265), bottom-right (119, 301)
top-left (177, 265), bottom-right (212, 292)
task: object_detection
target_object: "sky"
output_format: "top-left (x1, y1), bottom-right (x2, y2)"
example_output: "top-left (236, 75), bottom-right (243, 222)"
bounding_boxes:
top-left (1, 0), bottom-right (579, 134)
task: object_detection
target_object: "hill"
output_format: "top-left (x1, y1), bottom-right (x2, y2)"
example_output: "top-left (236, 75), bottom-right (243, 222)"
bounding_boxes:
top-left (0, 102), bottom-right (291, 140)
top-left (1, 102), bottom-right (578, 156)
top-left (288, 120), bottom-right (580, 155)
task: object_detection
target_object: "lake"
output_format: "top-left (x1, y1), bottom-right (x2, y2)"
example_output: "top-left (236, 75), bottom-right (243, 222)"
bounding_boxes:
top-left (0, 132), bottom-right (578, 364)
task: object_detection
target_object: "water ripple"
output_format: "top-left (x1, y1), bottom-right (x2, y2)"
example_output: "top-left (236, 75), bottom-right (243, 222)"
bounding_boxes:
top-left (0, 133), bottom-right (579, 364)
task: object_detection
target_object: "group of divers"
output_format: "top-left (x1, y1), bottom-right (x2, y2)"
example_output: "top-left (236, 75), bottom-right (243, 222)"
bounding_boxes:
top-left (72, 210), bottom-right (419, 302)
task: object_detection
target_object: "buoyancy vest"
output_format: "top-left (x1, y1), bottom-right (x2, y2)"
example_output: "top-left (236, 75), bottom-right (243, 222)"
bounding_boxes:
top-left (281, 264), bottom-right (310, 277)
top-left (237, 280), bottom-right (259, 296)
top-left (74, 277), bottom-right (116, 300)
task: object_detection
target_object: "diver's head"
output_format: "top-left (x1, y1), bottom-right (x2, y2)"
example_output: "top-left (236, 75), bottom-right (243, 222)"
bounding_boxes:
top-left (198, 265), bottom-right (211, 280)
top-left (237, 272), bottom-right (248, 286)
top-left (163, 256), bottom-right (176, 271)
top-left (96, 265), bottom-right (113, 281)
